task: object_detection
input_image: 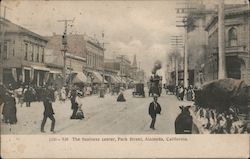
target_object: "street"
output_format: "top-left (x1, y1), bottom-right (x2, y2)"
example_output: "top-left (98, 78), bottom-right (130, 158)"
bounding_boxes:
top-left (1, 89), bottom-right (194, 134)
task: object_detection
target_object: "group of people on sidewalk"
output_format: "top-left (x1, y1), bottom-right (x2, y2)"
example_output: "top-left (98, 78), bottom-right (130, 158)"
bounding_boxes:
top-left (175, 85), bottom-right (195, 101)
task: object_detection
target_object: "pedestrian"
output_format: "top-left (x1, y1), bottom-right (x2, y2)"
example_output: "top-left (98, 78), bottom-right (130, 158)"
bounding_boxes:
top-left (41, 92), bottom-right (56, 133)
top-left (148, 95), bottom-right (161, 130)
top-left (117, 91), bottom-right (126, 102)
top-left (70, 89), bottom-right (77, 119)
top-left (179, 86), bottom-right (184, 101)
top-left (23, 85), bottom-right (32, 107)
top-left (60, 87), bottom-right (66, 102)
top-left (75, 91), bottom-right (84, 120)
top-left (2, 91), bottom-right (17, 124)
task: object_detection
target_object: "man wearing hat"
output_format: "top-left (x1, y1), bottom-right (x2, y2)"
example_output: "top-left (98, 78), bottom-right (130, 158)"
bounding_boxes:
top-left (148, 95), bottom-right (162, 130)
top-left (41, 89), bottom-right (56, 133)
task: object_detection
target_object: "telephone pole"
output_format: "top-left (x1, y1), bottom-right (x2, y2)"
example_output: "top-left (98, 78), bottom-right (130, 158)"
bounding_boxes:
top-left (100, 32), bottom-right (105, 98)
top-left (57, 19), bottom-right (74, 85)
top-left (175, 0), bottom-right (198, 100)
top-left (0, 3), bottom-right (11, 84)
top-left (170, 35), bottom-right (183, 87)
top-left (218, 0), bottom-right (226, 79)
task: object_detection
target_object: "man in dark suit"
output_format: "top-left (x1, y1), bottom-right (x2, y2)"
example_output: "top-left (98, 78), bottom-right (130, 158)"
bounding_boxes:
top-left (148, 95), bottom-right (161, 130)
top-left (41, 91), bottom-right (56, 133)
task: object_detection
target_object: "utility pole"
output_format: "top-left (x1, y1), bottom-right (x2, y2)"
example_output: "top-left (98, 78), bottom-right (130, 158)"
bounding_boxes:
top-left (218, 0), bottom-right (226, 79)
top-left (57, 19), bottom-right (74, 86)
top-left (0, 4), bottom-right (11, 84)
top-left (175, 0), bottom-right (197, 100)
top-left (100, 32), bottom-right (105, 98)
top-left (170, 35), bottom-right (183, 87)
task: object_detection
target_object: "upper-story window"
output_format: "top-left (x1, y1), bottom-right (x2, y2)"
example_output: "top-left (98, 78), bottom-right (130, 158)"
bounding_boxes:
top-left (36, 45), bottom-right (39, 62)
top-left (41, 48), bottom-right (44, 63)
top-left (3, 41), bottom-right (8, 59)
top-left (228, 27), bottom-right (237, 47)
top-left (24, 43), bottom-right (28, 60)
top-left (31, 44), bottom-right (34, 61)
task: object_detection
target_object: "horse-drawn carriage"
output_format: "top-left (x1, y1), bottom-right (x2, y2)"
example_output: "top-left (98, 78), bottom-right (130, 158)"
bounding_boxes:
top-left (132, 83), bottom-right (145, 97)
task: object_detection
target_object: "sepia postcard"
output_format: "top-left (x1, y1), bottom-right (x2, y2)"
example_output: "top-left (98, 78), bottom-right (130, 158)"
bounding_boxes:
top-left (0, 0), bottom-right (249, 158)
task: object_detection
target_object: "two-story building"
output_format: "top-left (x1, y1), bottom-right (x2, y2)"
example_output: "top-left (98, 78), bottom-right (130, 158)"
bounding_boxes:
top-left (46, 34), bottom-right (105, 85)
top-left (104, 55), bottom-right (132, 86)
top-left (0, 19), bottom-right (48, 87)
top-left (205, 4), bottom-right (250, 85)
top-left (45, 34), bottom-right (88, 85)
top-left (84, 36), bottom-right (107, 84)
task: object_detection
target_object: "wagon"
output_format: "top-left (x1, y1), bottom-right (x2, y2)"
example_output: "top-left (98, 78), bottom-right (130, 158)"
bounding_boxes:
top-left (132, 83), bottom-right (145, 97)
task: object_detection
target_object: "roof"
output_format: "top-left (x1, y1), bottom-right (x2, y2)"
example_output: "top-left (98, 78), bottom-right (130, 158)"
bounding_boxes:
top-left (45, 34), bottom-right (87, 58)
top-left (0, 18), bottom-right (48, 42)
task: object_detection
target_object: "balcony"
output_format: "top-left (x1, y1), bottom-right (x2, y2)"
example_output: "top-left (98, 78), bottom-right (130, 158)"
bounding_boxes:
top-left (225, 45), bottom-right (247, 55)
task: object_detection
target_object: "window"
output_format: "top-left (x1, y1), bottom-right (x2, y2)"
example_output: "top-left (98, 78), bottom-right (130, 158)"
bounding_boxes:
top-left (24, 43), bottom-right (28, 60)
top-left (0, 44), bottom-right (1, 59)
top-left (31, 44), bottom-right (34, 61)
top-left (3, 41), bottom-right (7, 59)
top-left (228, 27), bottom-right (237, 46)
top-left (41, 48), bottom-right (44, 63)
top-left (36, 46), bottom-right (39, 62)
top-left (12, 40), bottom-right (15, 56)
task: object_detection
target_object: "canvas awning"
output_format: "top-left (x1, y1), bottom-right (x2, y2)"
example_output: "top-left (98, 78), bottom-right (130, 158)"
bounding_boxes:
top-left (50, 70), bottom-right (62, 74)
top-left (110, 75), bottom-right (119, 83)
top-left (114, 76), bottom-right (123, 83)
top-left (92, 71), bottom-right (108, 84)
top-left (32, 65), bottom-right (50, 71)
top-left (71, 72), bottom-right (88, 84)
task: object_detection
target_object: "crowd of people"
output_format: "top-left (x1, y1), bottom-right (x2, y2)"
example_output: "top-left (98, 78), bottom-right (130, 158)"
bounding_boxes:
top-left (0, 82), bottom-right (130, 133)
top-left (194, 106), bottom-right (249, 134)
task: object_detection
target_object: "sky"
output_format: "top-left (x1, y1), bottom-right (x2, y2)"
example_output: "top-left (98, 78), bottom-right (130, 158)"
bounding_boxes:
top-left (2, 0), bottom-right (248, 77)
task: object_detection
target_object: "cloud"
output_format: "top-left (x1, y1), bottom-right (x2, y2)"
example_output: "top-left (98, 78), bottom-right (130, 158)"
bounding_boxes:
top-left (4, 0), bottom-right (184, 76)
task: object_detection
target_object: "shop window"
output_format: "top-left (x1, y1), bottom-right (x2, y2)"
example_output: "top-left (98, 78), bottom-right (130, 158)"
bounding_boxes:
top-left (228, 27), bottom-right (237, 47)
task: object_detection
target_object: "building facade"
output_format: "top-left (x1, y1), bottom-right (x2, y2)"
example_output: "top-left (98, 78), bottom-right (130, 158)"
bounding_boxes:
top-left (84, 36), bottom-right (106, 84)
top-left (46, 34), bottom-right (106, 84)
top-left (104, 55), bottom-right (132, 83)
top-left (0, 19), bottom-right (48, 87)
top-left (205, 5), bottom-right (250, 85)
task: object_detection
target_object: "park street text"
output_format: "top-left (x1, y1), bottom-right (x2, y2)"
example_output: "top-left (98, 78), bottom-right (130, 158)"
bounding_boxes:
top-left (49, 136), bottom-right (188, 142)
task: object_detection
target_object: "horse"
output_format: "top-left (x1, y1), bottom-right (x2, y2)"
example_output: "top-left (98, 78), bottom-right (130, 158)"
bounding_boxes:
top-left (175, 106), bottom-right (193, 134)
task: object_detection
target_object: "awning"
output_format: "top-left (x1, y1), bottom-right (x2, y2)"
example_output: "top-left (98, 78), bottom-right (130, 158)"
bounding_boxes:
top-left (114, 76), bottom-right (123, 83)
top-left (50, 70), bottom-right (62, 74)
top-left (92, 71), bottom-right (108, 84)
top-left (72, 72), bottom-right (88, 84)
top-left (110, 75), bottom-right (119, 83)
top-left (32, 65), bottom-right (50, 71)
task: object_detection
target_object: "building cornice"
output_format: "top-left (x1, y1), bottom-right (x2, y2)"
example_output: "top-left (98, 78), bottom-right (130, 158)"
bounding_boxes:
top-left (205, 8), bottom-right (249, 32)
